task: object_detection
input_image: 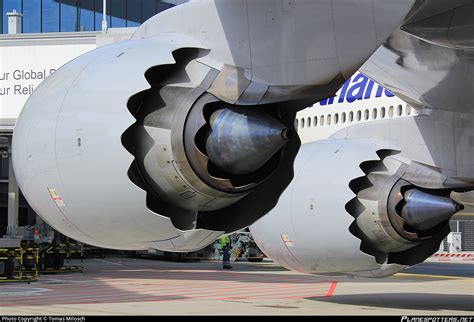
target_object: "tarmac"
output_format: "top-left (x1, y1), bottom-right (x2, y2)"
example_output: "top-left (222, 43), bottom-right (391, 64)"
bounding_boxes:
top-left (0, 257), bottom-right (472, 316)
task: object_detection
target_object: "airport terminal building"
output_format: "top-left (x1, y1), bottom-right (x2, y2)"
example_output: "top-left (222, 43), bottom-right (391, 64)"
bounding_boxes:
top-left (0, 0), bottom-right (175, 34)
top-left (0, 1), bottom-right (472, 254)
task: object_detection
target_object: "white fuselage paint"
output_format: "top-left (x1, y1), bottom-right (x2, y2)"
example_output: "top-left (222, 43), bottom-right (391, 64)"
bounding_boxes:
top-left (295, 72), bottom-right (417, 143)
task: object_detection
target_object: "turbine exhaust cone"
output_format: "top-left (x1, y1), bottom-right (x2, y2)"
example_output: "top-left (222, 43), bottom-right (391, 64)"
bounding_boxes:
top-left (401, 189), bottom-right (464, 231)
top-left (205, 107), bottom-right (292, 176)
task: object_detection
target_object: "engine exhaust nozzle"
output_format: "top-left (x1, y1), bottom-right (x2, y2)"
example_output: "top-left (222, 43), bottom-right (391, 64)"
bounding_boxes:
top-left (400, 189), bottom-right (464, 231)
top-left (205, 107), bottom-right (292, 176)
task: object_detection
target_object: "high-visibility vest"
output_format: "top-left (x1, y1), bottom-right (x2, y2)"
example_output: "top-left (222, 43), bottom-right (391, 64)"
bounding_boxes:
top-left (220, 235), bottom-right (230, 246)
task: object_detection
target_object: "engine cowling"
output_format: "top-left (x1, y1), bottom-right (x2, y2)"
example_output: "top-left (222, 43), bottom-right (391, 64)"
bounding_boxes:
top-left (250, 138), bottom-right (466, 277)
top-left (12, 37), bottom-right (301, 251)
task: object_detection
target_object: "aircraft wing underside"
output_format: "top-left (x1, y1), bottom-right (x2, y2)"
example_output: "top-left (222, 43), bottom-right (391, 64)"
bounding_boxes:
top-left (362, 0), bottom-right (474, 113)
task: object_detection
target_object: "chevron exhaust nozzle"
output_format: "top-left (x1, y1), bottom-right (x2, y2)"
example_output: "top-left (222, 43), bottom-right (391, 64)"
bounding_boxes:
top-left (400, 189), bottom-right (465, 231)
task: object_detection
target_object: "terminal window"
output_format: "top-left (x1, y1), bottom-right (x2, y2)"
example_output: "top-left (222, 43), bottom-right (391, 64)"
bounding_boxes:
top-left (1, 0), bottom-right (174, 34)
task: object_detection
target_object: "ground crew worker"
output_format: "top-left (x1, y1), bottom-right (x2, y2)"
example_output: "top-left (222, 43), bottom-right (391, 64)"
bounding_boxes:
top-left (220, 234), bottom-right (232, 269)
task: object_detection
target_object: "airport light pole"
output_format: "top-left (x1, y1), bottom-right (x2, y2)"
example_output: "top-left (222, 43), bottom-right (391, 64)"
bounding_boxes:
top-left (102, 0), bottom-right (108, 33)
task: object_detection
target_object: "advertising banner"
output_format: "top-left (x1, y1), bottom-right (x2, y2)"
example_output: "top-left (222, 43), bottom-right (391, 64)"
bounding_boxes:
top-left (0, 42), bottom-right (96, 122)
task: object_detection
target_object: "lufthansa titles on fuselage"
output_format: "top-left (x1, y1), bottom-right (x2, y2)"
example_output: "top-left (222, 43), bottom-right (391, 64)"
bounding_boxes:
top-left (317, 73), bottom-right (394, 106)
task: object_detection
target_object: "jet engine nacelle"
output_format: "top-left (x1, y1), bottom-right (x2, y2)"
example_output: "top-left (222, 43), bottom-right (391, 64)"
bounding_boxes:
top-left (12, 36), bottom-right (301, 251)
top-left (12, 0), bottom-right (416, 252)
top-left (250, 139), bottom-right (465, 277)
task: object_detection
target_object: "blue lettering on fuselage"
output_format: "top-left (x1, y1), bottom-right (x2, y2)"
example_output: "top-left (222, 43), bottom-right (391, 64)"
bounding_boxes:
top-left (318, 73), bottom-right (394, 106)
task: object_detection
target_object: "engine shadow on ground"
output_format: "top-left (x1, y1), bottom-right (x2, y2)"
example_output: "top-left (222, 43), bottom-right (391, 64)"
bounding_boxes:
top-left (84, 259), bottom-right (456, 284)
top-left (1, 258), bottom-right (470, 309)
top-left (308, 293), bottom-right (474, 312)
